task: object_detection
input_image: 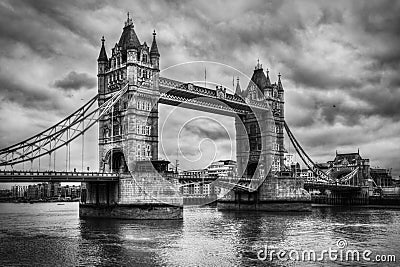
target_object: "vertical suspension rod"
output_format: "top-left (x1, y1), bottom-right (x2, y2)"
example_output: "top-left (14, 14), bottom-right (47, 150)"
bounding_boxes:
top-left (82, 111), bottom-right (85, 172)
top-left (110, 105), bottom-right (114, 173)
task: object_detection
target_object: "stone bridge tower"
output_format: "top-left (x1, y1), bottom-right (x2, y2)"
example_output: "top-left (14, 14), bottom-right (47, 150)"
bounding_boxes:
top-left (235, 61), bottom-right (285, 179)
top-left (97, 14), bottom-right (160, 173)
top-left (80, 15), bottom-right (183, 219)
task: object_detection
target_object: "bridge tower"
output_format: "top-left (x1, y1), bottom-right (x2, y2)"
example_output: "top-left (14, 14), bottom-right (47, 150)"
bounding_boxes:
top-left (98, 15), bottom-right (160, 173)
top-left (236, 62), bottom-right (285, 179)
top-left (219, 62), bottom-right (311, 211)
top-left (80, 14), bottom-right (182, 219)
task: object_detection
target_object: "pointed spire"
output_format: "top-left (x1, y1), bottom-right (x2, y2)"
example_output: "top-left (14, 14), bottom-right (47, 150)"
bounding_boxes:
top-left (97, 36), bottom-right (108, 62)
top-left (235, 76), bottom-right (241, 95)
top-left (119, 13), bottom-right (140, 50)
top-left (255, 59), bottom-right (263, 70)
top-left (266, 68), bottom-right (271, 86)
top-left (125, 11), bottom-right (133, 27)
top-left (278, 72), bottom-right (283, 90)
top-left (150, 30), bottom-right (160, 56)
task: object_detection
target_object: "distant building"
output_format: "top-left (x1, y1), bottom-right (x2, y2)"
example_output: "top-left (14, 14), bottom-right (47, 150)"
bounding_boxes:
top-left (178, 160), bottom-right (236, 197)
top-left (327, 150), bottom-right (370, 185)
top-left (181, 169), bottom-right (208, 178)
top-left (11, 185), bottom-right (27, 198)
top-left (0, 189), bottom-right (12, 201)
top-left (27, 185), bottom-right (39, 200)
top-left (370, 168), bottom-right (393, 187)
top-left (207, 160), bottom-right (236, 178)
top-left (11, 182), bottom-right (79, 201)
top-left (395, 177), bottom-right (400, 186)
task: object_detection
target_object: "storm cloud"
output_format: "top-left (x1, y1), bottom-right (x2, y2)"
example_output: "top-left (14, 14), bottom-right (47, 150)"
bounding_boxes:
top-left (53, 71), bottom-right (96, 91)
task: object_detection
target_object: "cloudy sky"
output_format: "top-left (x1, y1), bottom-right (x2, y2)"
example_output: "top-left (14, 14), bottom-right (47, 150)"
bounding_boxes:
top-left (0, 0), bottom-right (399, 179)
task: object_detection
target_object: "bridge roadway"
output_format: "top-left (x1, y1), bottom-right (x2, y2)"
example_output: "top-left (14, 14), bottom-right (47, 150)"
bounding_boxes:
top-left (0, 170), bottom-right (119, 182)
top-left (0, 170), bottom-right (363, 193)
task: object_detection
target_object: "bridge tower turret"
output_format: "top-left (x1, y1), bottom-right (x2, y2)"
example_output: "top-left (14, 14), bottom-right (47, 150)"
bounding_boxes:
top-left (150, 30), bottom-right (160, 70)
top-left (276, 73), bottom-right (285, 170)
top-left (237, 61), bottom-right (286, 178)
top-left (97, 36), bottom-right (108, 95)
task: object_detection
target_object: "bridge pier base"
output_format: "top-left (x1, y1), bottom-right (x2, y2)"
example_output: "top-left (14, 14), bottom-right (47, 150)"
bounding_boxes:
top-left (79, 203), bottom-right (183, 219)
top-left (309, 186), bottom-right (370, 206)
top-left (79, 174), bottom-right (183, 220)
top-left (217, 176), bottom-right (312, 212)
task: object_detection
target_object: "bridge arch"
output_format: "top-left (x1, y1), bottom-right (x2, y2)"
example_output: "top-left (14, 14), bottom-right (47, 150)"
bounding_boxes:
top-left (103, 148), bottom-right (128, 173)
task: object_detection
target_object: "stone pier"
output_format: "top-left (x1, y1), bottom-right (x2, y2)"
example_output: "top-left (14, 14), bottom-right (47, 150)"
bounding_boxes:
top-left (217, 176), bottom-right (312, 212)
top-left (80, 172), bottom-right (183, 219)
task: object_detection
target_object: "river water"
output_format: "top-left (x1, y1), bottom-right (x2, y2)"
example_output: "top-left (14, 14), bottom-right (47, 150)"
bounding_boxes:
top-left (0, 202), bottom-right (399, 266)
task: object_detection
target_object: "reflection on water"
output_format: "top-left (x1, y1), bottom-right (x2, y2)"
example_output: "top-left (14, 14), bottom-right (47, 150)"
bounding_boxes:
top-left (0, 203), bottom-right (399, 266)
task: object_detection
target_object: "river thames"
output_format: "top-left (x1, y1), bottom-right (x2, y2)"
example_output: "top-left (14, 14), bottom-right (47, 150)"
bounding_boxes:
top-left (0, 202), bottom-right (399, 266)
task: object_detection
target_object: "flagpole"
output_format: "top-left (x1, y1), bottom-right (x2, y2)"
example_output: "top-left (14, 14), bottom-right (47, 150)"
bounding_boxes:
top-left (204, 68), bottom-right (207, 88)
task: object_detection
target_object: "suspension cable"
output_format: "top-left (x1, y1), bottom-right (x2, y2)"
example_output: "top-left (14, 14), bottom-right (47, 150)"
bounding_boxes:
top-left (284, 121), bottom-right (331, 183)
top-left (68, 124), bottom-right (71, 171)
top-left (65, 143), bottom-right (68, 171)
top-left (0, 83), bottom-right (128, 167)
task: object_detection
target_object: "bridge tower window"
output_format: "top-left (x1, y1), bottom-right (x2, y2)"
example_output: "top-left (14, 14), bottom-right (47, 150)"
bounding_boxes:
top-left (113, 123), bottom-right (120, 136)
top-left (142, 146), bottom-right (146, 158)
top-left (146, 145), bottom-right (151, 157)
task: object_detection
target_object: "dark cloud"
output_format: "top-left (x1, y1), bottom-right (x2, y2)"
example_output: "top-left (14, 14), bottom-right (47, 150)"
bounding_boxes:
top-left (0, 73), bottom-right (58, 110)
top-left (286, 63), bottom-right (362, 90)
top-left (181, 119), bottom-right (230, 141)
top-left (0, 0), bottom-right (107, 55)
top-left (53, 71), bottom-right (96, 91)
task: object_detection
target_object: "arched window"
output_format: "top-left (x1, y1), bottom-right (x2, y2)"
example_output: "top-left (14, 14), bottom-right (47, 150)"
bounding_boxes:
top-left (146, 145), bottom-right (151, 157)
top-left (143, 54), bottom-right (148, 63)
top-left (113, 123), bottom-right (120, 136)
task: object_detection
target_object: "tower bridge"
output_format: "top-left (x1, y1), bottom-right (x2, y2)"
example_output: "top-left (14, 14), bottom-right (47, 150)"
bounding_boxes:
top-left (0, 15), bottom-right (374, 218)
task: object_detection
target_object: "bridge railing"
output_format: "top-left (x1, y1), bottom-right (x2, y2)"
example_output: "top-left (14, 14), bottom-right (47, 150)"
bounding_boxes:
top-left (0, 170), bottom-right (118, 177)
